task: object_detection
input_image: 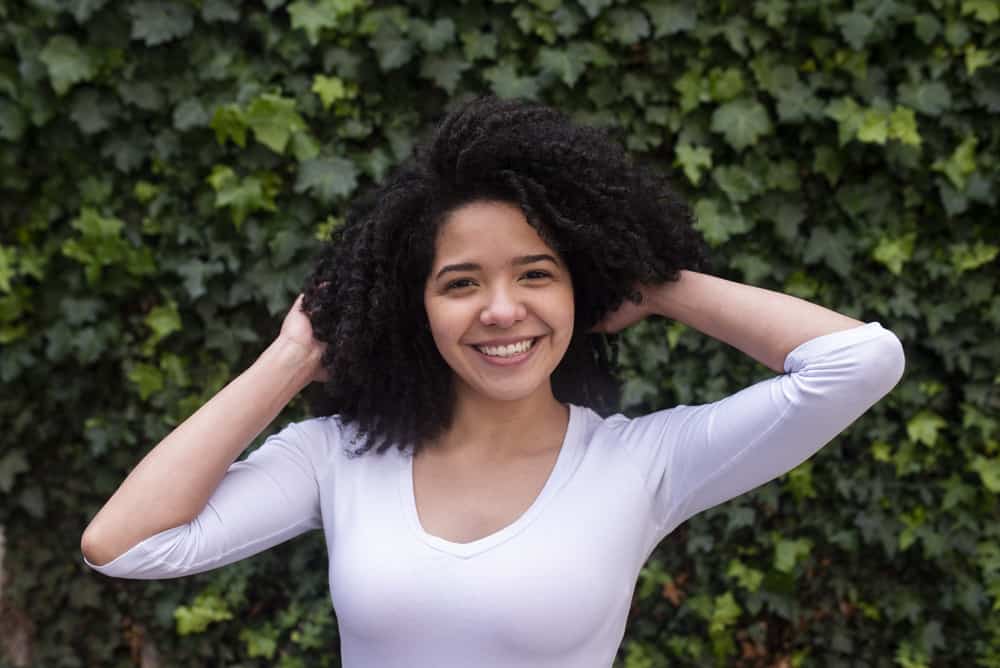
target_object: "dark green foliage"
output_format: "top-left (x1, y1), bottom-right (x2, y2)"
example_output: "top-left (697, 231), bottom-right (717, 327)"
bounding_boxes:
top-left (1, 0), bottom-right (997, 666)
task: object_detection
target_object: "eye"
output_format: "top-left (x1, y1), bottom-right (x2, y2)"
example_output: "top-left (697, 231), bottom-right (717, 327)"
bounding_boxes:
top-left (521, 270), bottom-right (552, 281)
top-left (445, 278), bottom-right (476, 290)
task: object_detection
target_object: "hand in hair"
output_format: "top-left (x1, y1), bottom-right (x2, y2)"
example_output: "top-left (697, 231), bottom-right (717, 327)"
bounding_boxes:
top-left (279, 293), bottom-right (329, 384)
top-left (590, 287), bottom-right (651, 334)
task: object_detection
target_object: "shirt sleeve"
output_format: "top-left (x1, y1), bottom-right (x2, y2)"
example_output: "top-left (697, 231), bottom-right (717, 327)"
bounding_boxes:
top-left (612, 322), bottom-right (905, 541)
top-left (82, 416), bottom-right (337, 580)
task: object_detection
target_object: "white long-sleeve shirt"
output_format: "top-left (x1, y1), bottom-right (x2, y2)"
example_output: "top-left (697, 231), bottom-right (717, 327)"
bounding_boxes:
top-left (84, 322), bottom-right (905, 667)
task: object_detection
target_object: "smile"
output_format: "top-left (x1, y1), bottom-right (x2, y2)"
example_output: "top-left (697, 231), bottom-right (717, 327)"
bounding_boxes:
top-left (475, 338), bottom-right (536, 357)
top-left (469, 337), bottom-right (541, 365)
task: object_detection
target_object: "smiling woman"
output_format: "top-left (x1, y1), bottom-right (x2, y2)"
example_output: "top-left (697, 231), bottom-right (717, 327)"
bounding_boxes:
top-left (81, 96), bottom-right (904, 668)
top-left (424, 201), bottom-right (575, 409)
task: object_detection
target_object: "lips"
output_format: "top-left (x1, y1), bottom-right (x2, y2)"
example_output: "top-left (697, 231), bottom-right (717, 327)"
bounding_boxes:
top-left (468, 336), bottom-right (543, 367)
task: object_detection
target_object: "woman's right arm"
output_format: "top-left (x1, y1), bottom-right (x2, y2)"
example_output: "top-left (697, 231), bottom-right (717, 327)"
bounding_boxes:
top-left (80, 295), bottom-right (326, 567)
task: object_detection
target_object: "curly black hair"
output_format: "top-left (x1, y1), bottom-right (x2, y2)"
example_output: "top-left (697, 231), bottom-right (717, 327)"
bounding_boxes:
top-left (301, 96), bottom-right (708, 457)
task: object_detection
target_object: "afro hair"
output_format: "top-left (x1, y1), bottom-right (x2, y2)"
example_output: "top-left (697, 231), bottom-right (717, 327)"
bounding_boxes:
top-left (301, 96), bottom-right (708, 456)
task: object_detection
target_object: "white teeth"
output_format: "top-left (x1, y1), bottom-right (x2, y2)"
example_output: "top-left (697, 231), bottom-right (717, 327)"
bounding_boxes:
top-left (476, 338), bottom-right (536, 358)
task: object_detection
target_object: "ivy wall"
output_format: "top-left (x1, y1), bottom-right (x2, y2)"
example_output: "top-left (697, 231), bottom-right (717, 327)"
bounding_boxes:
top-left (1, 0), bottom-right (998, 666)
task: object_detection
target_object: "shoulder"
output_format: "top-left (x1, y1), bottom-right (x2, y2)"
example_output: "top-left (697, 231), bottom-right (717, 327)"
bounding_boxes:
top-left (572, 402), bottom-right (704, 450)
top-left (258, 414), bottom-right (356, 477)
top-left (270, 414), bottom-right (345, 445)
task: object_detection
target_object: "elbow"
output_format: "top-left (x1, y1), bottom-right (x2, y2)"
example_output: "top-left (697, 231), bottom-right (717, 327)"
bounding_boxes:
top-left (81, 525), bottom-right (118, 568)
top-left (881, 330), bottom-right (906, 391)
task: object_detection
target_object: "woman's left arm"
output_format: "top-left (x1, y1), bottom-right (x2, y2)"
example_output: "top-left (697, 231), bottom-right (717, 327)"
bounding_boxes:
top-left (597, 270), bottom-right (864, 372)
top-left (600, 270), bottom-right (906, 539)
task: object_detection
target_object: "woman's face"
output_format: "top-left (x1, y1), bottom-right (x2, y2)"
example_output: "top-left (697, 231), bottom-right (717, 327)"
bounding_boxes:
top-left (423, 200), bottom-right (575, 405)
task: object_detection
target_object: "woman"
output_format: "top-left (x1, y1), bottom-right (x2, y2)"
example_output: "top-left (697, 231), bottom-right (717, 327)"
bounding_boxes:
top-left (81, 97), bottom-right (905, 667)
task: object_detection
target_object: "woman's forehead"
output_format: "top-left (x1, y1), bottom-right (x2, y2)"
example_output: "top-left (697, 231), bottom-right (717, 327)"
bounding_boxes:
top-left (433, 201), bottom-right (557, 263)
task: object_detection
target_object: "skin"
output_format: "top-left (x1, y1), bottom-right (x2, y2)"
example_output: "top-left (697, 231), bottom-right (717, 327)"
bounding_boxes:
top-left (422, 200), bottom-right (576, 463)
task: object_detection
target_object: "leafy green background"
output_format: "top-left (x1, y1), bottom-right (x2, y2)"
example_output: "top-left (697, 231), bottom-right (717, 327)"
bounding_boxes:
top-left (1, 0), bottom-right (998, 666)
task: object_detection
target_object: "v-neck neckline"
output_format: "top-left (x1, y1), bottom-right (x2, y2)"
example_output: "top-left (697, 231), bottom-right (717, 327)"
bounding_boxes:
top-left (399, 404), bottom-right (581, 558)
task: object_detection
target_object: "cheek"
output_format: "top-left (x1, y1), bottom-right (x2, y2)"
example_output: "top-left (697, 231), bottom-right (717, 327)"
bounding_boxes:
top-left (425, 300), bottom-right (465, 350)
top-left (556, 286), bottom-right (576, 329)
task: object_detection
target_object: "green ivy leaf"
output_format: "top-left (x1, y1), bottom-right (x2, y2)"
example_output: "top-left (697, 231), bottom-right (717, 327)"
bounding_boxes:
top-left (641, 0), bottom-right (696, 36)
top-left (912, 13), bottom-right (941, 43)
top-left (693, 198), bottom-right (751, 246)
top-left (730, 252), bottom-right (771, 283)
top-left (127, 362), bottom-right (165, 400)
top-left (726, 560), bottom-right (764, 592)
top-left (774, 537), bottom-right (812, 573)
top-left (202, 0), bottom-right (240, 22)
top-left (0, 449), bottom-right (29, 493)
top-left (872, 233), bottom-right (917, 275)
top-left (240, 624), bottom-right (280, 659)
top-left (295, 156), bottom-right (359, 203)
top-left (291, 131), bottom-right (321, 161)
top-left (311, 74), bottom-right (349, 109)
top-left (19, 486), bottom-right (46, 519)
top-left (765, 199), bottom-right (806, 242)
top-left (825, 97), bottom-right (862, 146)
top-left (410, 17), bottom-right (455, 52)
top-left (420, 54), bottom-right (470, 94)
top-left (460, 29), bottom-right (498, 61)
top-left (207, 166), bottom-right (279, 227)
top-left (803, 226), bottom-right (854, 276)
top-left (211, 104), bottom-right (248, 147)
top-left (578, 0), bottom-right (613, 19)
top-left (370, 22), bottom-right (414, 70)
top-left (485, 62), bottom-right (540, 99)
top-left (73, 207), bottom-right (123, 237)
top-left (753, 0), bottom-right (789, 28)
top-left (674, 66), bottom-right (707, 113)
top-left (173, 98), bottom-right (209, 131)
top-left (708, 591), bottom-right (741, 634)
top-left (857, 108), bottom-right (889, 144)
top-left (39, 35), bottom-right (97, 95)
top-left (775, 88), bottom-right (824, 123)
top-left (599, 9), bottom-right (650, 45)
top-left (785, 462), bottom-right (817, 502)
top-left (175, 258), bottom-right (224, 299)
top-left (813, 146), bottom-right (843, 185)
top-left (933, 136), bottom-right (978, 190)
top-left (537, 46), bottom-right (588, 87)
top-left (710, 98), bottom-right (772, 151)
top-left (907, 410), bottom-right (948, 447)
top-left (707, 67), bottom-right (744, 102)
top-left (245, 93), bottom-right (307, 154)
top-left (888, 107), bottom-right (921, 146)
top-left (712, 164), bottom-right (763, 203)
top-left (674, 144), bottom-right (712, 185)
top-left (837, 11), bottom-right (874, 50)
top-left (962, 0), bottom-right (1000, 23)
top-left (128, 1), bottom-right (195, 46)
top-left (145, 300), bottom-right (181, 345)
top-left (0, 99), bottom-right (27, 141)
top-left (898, 81), bottom-right (952, 116)
top-left (950, 241), bottom-right (999, 274)
top-left (174, 592), bottom-right (234, 635)
top-left (0, 245), bottom-right (15, 292)
top-left (288, 0), bottom-right (343, 45)
top-left (765, 159), bottom-right (799, 191)
top-left (970, 456), bottom-right (1000, 493)
top-left (71, 90), bottom-right (120, 134)
top-left (964, 44), bottom-right (996, 75)
top-left (69, 0), bottom-right (110, 22)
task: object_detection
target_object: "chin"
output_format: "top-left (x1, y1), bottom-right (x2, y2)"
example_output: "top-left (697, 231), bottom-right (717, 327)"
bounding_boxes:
top-left (459, 375), bottom-right (555, 404)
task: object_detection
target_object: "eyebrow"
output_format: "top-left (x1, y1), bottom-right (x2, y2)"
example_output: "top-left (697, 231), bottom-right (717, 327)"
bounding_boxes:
top-left (434, 254), bottom-right (559, 280)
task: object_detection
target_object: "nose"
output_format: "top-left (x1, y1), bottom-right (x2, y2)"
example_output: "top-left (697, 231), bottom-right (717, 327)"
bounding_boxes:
top-left (480, 285), bottom-right (526, 328)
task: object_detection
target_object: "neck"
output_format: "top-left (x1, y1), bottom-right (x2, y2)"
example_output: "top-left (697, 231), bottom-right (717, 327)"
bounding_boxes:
top-left (433, 382), bottom-right (569, 462)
